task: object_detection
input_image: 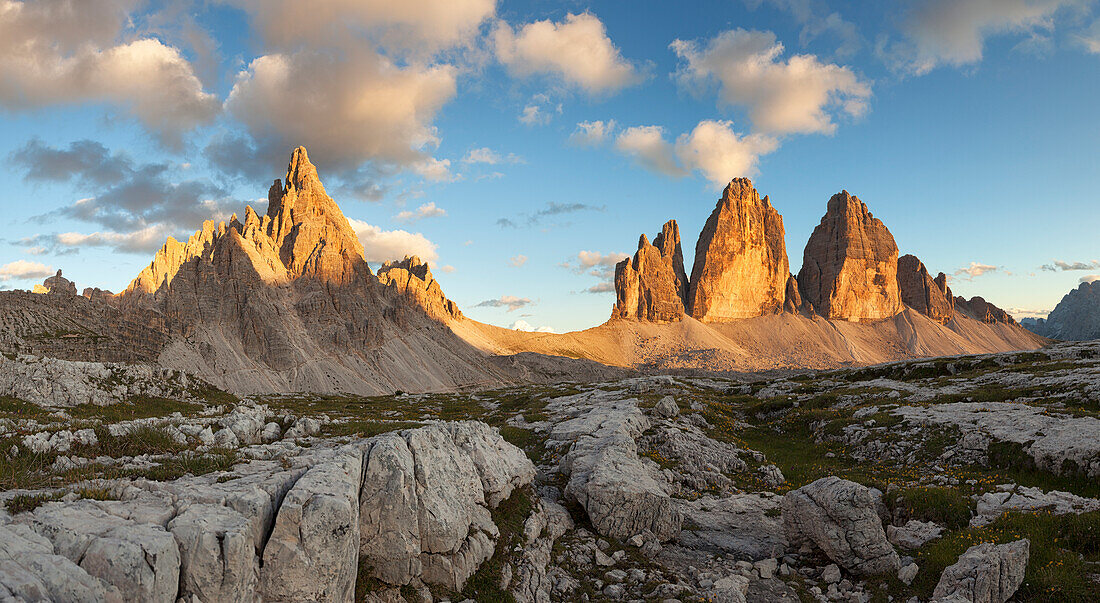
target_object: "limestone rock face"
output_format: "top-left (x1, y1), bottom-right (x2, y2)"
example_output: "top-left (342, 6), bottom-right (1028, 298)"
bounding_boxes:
top-left (377, 255), bottom-right (462, 321)
top-left (798, 191), bottom-right (902, 322)
top-left (955, 296), bottom-right (1015, 325)
top-left (897, 255), bottom-right (954, 324)
top-left (782, 476), bottom-right (900, 575)
top-left (1023, 280), bottom-right (1100, 340)
top-left (613, 220), bottom-right (689, 322)
top-left (932, 539), bottom-right (1029, 603)
top-left (688, 179), bottom-right (789, 321)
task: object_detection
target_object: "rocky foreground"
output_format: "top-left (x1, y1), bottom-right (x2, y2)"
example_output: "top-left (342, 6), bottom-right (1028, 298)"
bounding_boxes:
top-left (1, 342), bottom-right (1099, 602)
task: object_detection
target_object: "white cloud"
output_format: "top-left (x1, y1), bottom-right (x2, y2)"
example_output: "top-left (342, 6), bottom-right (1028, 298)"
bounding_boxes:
top-left (1040, 259), bottom-right (1100, 271)
top-left (0, 0), bottom-right (218, 145)
top-left (494, 12), bottom-right (642, 94)
top-left (890, 0), bottom-right (1079, 74)
top-left (226, 0), bottom-right (496, 54)
top-left (742, 0), bottom-right (861, 58)
top-left (226, 48), bottom-right (458, 176)
top-left (508, 254), bottom-right (528, 267)
top-left (461, 147), bottom-right (522, 164)
top-left (394, 202), bottom-right (446, 223)
top-left (1007, 306), bottom-right (1050, 319)
top-left (1080, 274), bottom-right (1100, 283)
top-left (517, 94), bottom-right (560, 126)
top-left (347, 217), bottom-right (438, 263)
top-left (570, 120), bottom-right (616, 146)
top-left (672, 29), bottom-right (870, 135)
top-left (573, 251), bottom-right (629, 273)
top-left (475, 295), bottom-right (531, 312)
top-left (615, 126), bottom-right (686, 177)
top-left (1078, 19), bottom-right (1100, 53)
top-left (583, 282), bottom-right (616, 294)
top-left (954, 261), bottom-right (999, 279)
top-left (440, 264), bottom-right (456, 273)
top-left (616, 121), bottom-right (779, 187)
top-left (43, 226), bottom-right (174, 254)
top-left (0, 260), bottom-right (53, 281)
top-left (509, 319), bottom-right (555, 333)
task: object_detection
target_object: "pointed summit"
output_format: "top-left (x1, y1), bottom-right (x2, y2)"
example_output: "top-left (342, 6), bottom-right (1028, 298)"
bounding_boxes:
top-left (798, 191), bottom-right (901, 321)
top-left (688, 178), bottom-right (789, 321)
top-left (265, 146), bottom-right (367, 282)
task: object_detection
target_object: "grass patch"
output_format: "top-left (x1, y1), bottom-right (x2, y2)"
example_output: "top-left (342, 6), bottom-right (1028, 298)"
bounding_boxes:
top-left (5, 491), bottom-right (61, 514)
top-left (68, 397), bottom-right (203, 422)
top-left (74, 425), bottom-right (186, 458)
top-left (459, 486), bottom-right (536, 602)
top-left (320, 420), bottom-right (421, 438)
top-left (986, 441), bottom-right (1100, 499)
top-left (0, 396), bottom-right (50, 418)
top-left (131, 449), bottom-right (239, 481)
top-left (885, 486), bottom-right (972, 529)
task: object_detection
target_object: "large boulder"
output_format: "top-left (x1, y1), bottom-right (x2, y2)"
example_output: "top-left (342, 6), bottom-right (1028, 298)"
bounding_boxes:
top-left (898, 254), bottom-right (954, 324)
top-left (782, 477), bottom-right (900, 575)
top-left (169, 504), bottom-right (257, 603)
top-left (688, 178), bottom-right (790, 321)
top-left (0, 522), bottom-right (122, 602)
top-left (613, 220), bottom-right (689, 322)
top-left (551, 394), bottom-right (682, 541)
top-left (260, 446), bottom-right (364, 602)
top-left (932, 539), bottom-right (1029, 603)
top-left (798, 191), bottom-right (902, 322)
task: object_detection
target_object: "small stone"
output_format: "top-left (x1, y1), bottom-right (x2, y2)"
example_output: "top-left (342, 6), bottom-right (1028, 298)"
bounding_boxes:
top-left (822, 564), bottom-right (841, 584)
top-left (654, 396), bottom-right (679, 418)
top-left (897, 563), bottom-right (918, 586)
top-left (627, 534), bottom-right (644, 547)
top-left (754, 558), bottom-right (778, 579)
top-left (594, 549), bottom-right (615, 567)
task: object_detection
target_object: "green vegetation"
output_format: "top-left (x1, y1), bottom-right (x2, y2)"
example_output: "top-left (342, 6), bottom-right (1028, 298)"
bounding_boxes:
top-left (986, 441), bottom-right (1100, 499)
top-left (73, 425), bottom-right (186, 458)
top-left (0, 396), bottom-right (51, 418)
top-left (459, 486), bottom-right (536, 602)
top-left (910, 510), bottom-right (1100, 602)
top-left (68, 397), bottom-right (203, 422)
top-left (885, 486), bottom-right (973, 529)
top-left (4, 491), bottom-right (62, 514)
top-left (320, 420), bottom-right (421, 438)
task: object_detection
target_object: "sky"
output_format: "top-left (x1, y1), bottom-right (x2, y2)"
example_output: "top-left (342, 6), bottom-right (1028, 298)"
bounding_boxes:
top-left (0, 0), bottom-right (1098, 333)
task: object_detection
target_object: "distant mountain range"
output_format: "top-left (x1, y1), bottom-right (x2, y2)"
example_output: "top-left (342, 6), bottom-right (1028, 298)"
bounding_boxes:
top-left (1023, 281), bottom-right (1100, 341)
top-left (0, 147), bottom-right (1045, 394)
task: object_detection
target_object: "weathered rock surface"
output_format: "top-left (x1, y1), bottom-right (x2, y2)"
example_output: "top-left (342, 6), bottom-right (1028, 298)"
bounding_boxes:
top-left (886, 519), bottom-right (943, 550)
top-left (798, 191), bottom-right (902, 322)
top-left (0, 421), bottom-right (535, 602)
top-left (688, 179), bottom-right (789, 321)
top-left (893, 401), bottom-right (1100, 477)
top-left (0, 354), bottom-right (206, 407)
top-left (782, 477), bottom-right (900, 575)
top-left (676, 494), bottom-right (787, 561)
top-left (932, 539), bottom-right (1029, 603)
top-left (972, 485), bottom-right (1100, 526)
top-left (377, 255), bottom-right (462, 322)
top-left (505, 498), bottom-right (573, 603)
top-left (1023, 280), bottom-right (1100, 340)
top-left (898, 254), bottom-right (954, 324)
top-left (549, 392), bottom-right (682, 541)
top-left (955, 296), bottom-right (1016, 325)
top-left (613, 220), bottom-right (689, 322)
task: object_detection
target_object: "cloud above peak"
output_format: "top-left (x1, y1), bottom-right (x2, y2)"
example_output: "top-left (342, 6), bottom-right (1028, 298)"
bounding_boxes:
top-left (494, 12), bottom-right (644, 95)
top-left (672, 28), bottom-right (870, 135)
top-left (615, 120), bottom-right (779, 187)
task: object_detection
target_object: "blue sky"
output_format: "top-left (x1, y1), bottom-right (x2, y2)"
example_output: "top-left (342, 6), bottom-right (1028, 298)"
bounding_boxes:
top-left (1, 0), bottom-right (1098, 333)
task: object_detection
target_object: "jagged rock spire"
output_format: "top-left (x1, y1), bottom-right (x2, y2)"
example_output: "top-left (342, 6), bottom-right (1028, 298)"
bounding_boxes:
top-left (613, 220), bottom-right (689, 322)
